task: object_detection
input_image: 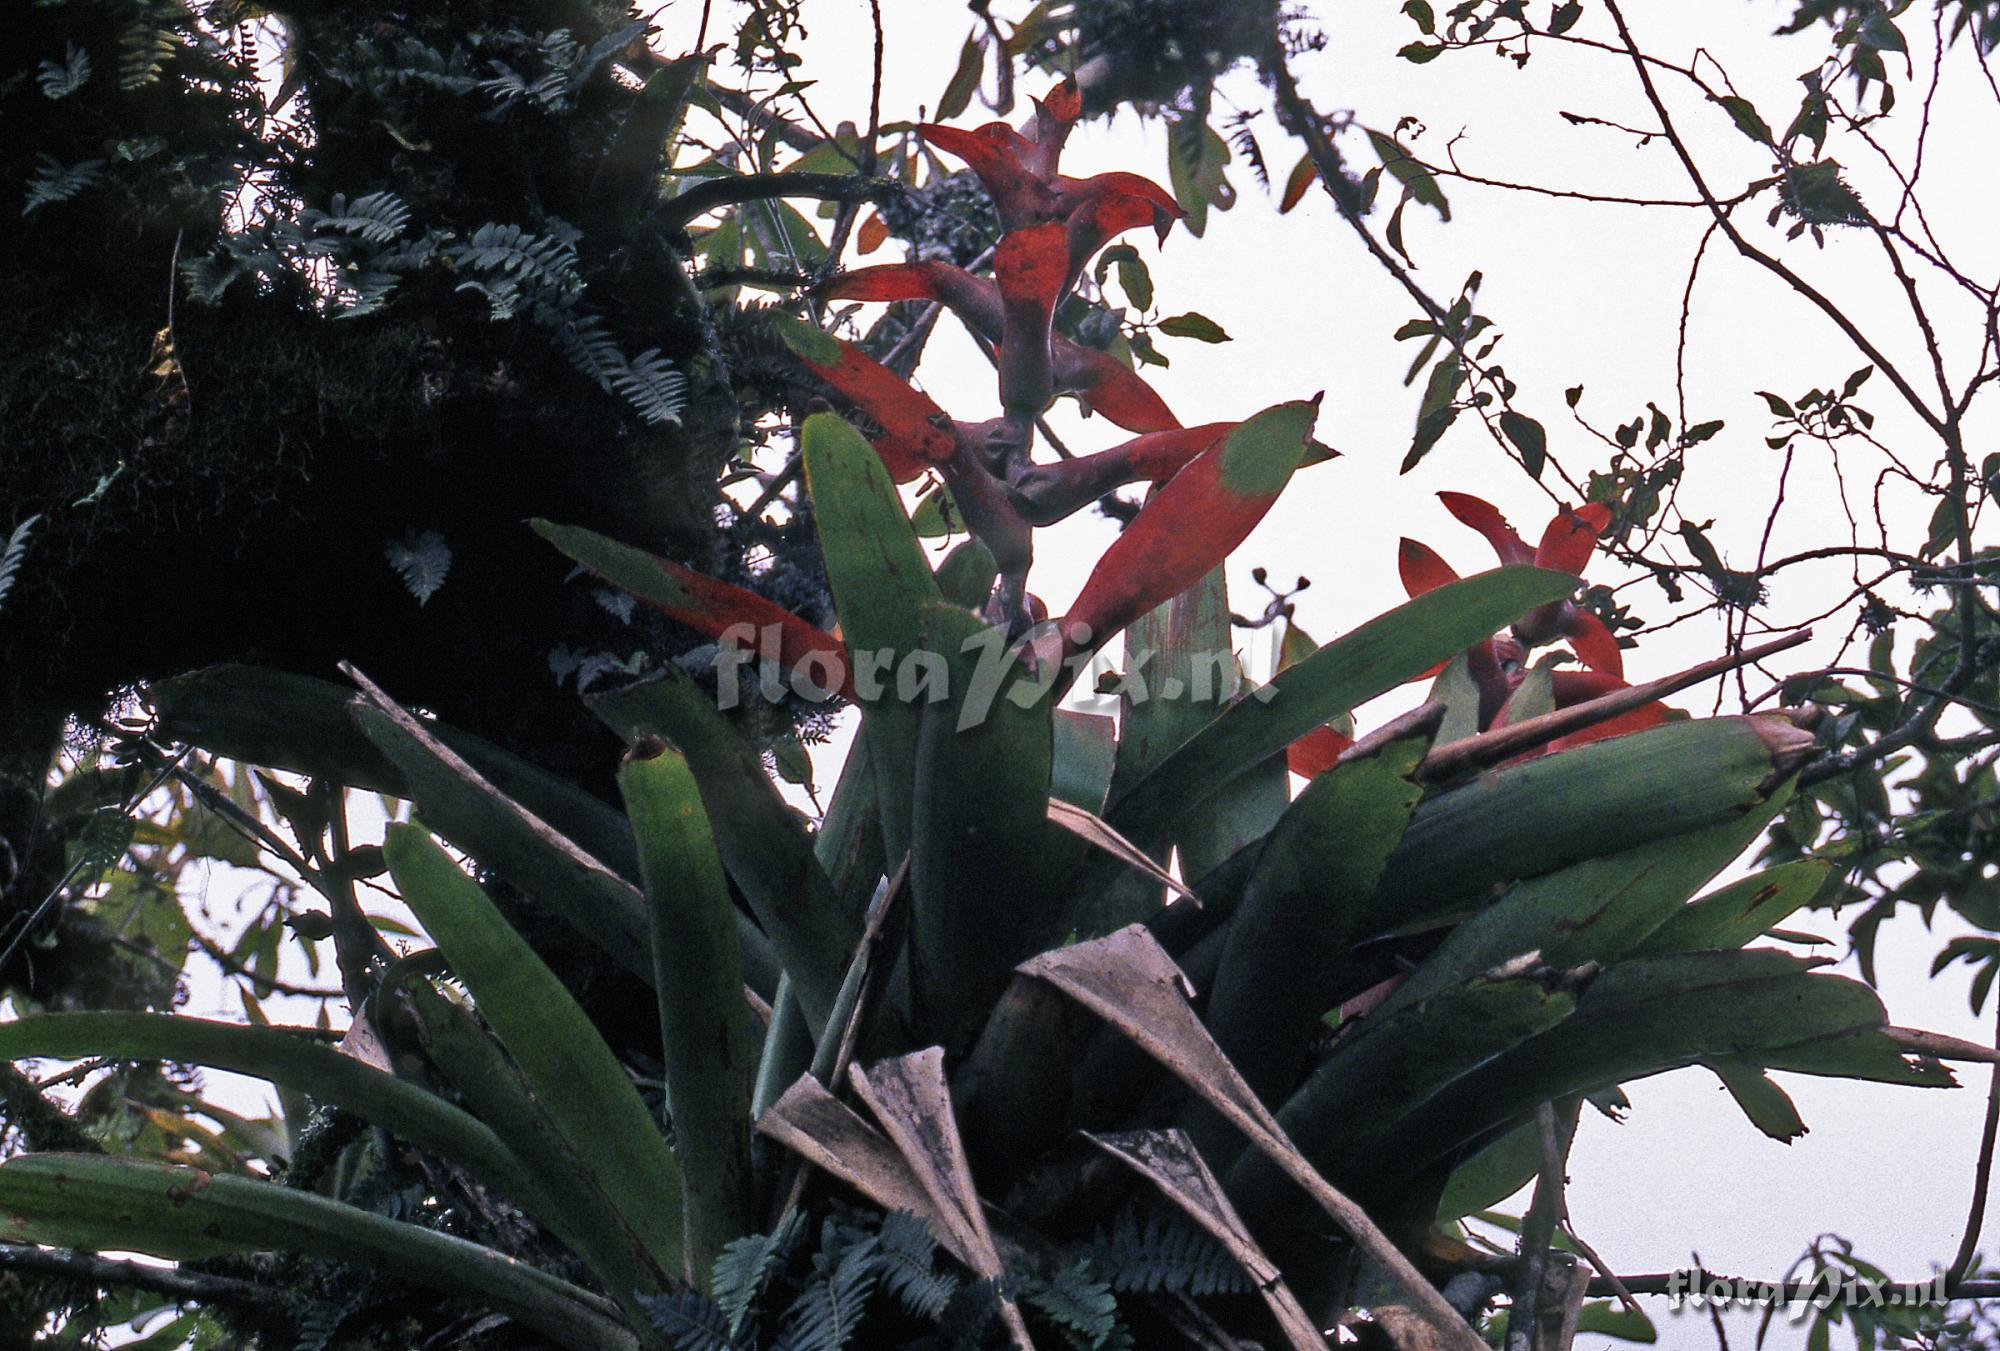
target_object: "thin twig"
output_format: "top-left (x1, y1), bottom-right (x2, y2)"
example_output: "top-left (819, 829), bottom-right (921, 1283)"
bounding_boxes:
top-left (1509, 1104), bottom-right (1567, 1351)
top-left (1600, 0), bottom-right (1947, 441)
top-left (1949, 993), bottom-right (2000, 1290)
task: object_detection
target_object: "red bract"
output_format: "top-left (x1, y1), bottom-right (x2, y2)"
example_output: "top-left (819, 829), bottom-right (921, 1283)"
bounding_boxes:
top-left (1436, 491), bottom-right (1621, 675)
top-left (1288, 494), bottom-right (1663, 777)
top-left (821, 263), bottom-right (1179, 432)
top-left (1285, 724), bottom-right (1354, 778)
top-left (769, 313), bottom-right (956, 483)
top-left (993, 223), bottom-right (1071, 418)
top-left (570, 550), bottom-right (853, 701)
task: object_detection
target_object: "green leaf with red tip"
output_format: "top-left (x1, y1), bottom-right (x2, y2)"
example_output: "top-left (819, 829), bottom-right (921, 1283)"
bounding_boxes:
top-left (1064, 400), bottom-right (1317, 662)
top-left (533, 519), bottom-right (851, 700)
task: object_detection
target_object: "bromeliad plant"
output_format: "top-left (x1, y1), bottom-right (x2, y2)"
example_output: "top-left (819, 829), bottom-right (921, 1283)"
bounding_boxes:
top-left (0, 81), bottom-right (1980, 1351)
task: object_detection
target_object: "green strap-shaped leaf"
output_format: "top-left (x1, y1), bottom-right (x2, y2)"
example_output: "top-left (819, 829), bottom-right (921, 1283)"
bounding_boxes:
top-left (0, 1012), bottom-right (555, 1230)
top-left (383, 823), bottom-right (686, 1285)
top-left (1251, 949), bottom-right (1920, 1226)
top-left (589, 670), bottom-right (855, 1033)
top-left (391, 975), bottom-right (665, 1302)
top-left (617, 744), bottom-right (759, 1281)
top-left (1366, 716), bottom-right (1794, 941)
top-left (801, 410), bottom-right (947, 866)
top-left (1433, 1100), bottom-right (1582, 1224)
top-left (1199, 728), bottom-right (1431, 1123)
top-left (1371, 779), bottom-right (1794, 1020)
top-left (1106, 566), bottom-right (1578, 849)
top-left (147, 664), bottom-right (642, 877)
top-left (352, 704), bottom-right (653, 983)
top-left (1108, 569), bottom-right (1234, 807)
top-left (1051, 710), bottom-right (1117, 814)
top-left (1633, 858), bottom-right (1834, 956)
top-left (1224, 971), bottom-right (1577, 1243)
top-left (0, 1153), bottom-right (639, 1351)
top-left (906, 603), bottom-right (1056, 1053)
top-left (801, 410), bottom-right (943, 656)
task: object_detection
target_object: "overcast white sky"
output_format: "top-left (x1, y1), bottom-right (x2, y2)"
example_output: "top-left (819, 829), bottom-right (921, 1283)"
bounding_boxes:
top-left (124, 1), bottom-right (2000, 1347)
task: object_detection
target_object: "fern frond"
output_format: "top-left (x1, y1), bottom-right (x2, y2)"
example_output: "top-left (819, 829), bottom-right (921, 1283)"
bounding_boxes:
top-left (446, 222), bottom-right (580, 285)
top-left (0, 514), bottom-right (40, 615)
top-left (612, 347), bottom-right (689, 425)
top-left (876, 1211), bottom-right (957, 1323)
top-left (712, 1211), bottom-right (805, 1338)
top-left (23, 157), bottom-right (106, 216)
top-left (1077, 1210), bottom-right (1250, 1299)
top-left (118, 11), bottom-right (182, 89)
top-left (1023, 1261), bottom-right (1121, 1350)
top-left (335, 269), bottom-right (404, 318)
top-left (37, 43), bottom-right (92, 98)
top-left (383, 529), bottom-right (451, 605)
top-left (315, 191), bottom-right (412, 245)
top-left (773, 1238), bottom-right (879, 1351)
top-left (454, 275), bottom-right (523, 320)
top-left (478, 58), bottom-right (568, 109)
top-left (554, 312), bottom-right (624, 391)
top-left (641, 1290), bottom-right (737, 1351)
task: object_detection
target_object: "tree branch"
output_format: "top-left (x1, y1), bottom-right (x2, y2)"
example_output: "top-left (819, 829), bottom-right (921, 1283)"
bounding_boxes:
top-left (661, 173), bottom-right (903, 234)
top-left (0, 1243), bottom-right (299, 1313)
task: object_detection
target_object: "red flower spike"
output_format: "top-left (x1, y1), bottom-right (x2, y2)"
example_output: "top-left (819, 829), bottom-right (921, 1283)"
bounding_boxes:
top-left (917, 121), bottom-right (1058, 227)
top-left (823, 262), bottom-right (1179, 432)
top-left (1286, 725), bottom-right (1355, 778)
top-left (770, 314), bottom-right (956, 482)
top-left (1398, 538), bottom-right (1461, 599)
top-left (1063, 400), bottom-right (1318, 665)
top-left (1534, 502), bottom-right (1612, 576)
top-left (1437, 492), bottom-right (1534, 566)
